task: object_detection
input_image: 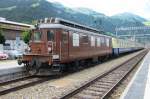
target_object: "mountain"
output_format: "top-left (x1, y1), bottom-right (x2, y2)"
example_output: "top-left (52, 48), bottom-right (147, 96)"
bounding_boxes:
top-left (112, 12), bottom-right (146, 22)
top-left (0, 0), bottom-right (147, 34)
top-left (111, 12), bottom-right (147, 27)
top-left (73, 8), bottom-right (105, 17)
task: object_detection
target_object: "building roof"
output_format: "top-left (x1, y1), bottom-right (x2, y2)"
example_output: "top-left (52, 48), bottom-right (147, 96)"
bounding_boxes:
top-left (0, 17), bottom-right (34, 28)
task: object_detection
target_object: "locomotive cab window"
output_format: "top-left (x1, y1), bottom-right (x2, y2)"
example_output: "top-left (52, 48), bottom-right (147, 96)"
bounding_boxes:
top-left (47, 30), bottom-right (54, 41)
top-left (34, 32), bottom-right (42, 41)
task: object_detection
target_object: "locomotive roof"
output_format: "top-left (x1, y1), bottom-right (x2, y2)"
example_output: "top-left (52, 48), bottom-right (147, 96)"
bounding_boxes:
top-left (37, 17), bottom-right (104, 34)
top-left (39, 23), bottom-right (111, 37)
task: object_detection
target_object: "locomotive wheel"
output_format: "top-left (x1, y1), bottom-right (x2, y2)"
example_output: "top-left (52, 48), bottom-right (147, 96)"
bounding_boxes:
top-left (18, 60), bottom-right (22, 65)
top-left (28, 59), bottom-right (40, 75)
top-left (29, 68), bottom-right (38, 75)
top-left (24, 62), bottom-right (30, 71)
top-left (52, 64), bottom-right (64, 74)
top-left (29, 64), bottom-right (39, 75)
top-left (29, 62), bottom-right (41, 75)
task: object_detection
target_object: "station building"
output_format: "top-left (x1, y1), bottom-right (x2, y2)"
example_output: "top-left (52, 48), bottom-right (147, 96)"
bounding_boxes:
top-left (0, 17), bottom-right (33, 51)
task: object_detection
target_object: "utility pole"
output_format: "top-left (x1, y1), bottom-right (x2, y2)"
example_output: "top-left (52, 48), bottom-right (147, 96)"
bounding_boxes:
top-left (115, 26), bottom-right (118, 37)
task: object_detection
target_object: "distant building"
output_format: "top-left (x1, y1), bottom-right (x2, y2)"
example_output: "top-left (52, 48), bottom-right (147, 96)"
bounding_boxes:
top-left (0, 17), bottom-right (34, 51)
top-left (0, 44), bottom-right (3, 52)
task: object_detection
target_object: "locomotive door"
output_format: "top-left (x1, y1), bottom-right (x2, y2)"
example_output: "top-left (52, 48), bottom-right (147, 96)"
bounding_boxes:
top-left (61, 30), bottom-right (69, 61)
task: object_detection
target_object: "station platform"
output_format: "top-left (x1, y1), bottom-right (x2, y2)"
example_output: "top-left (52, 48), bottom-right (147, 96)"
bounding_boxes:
top-left (120, 51), bottom-right (150, 99)
top-left (0, 60), bottom-right (24, 75)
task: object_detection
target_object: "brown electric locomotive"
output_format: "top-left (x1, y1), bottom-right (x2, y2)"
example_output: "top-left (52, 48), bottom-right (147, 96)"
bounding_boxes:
top-left (18, 18), bottom-right (112, 75)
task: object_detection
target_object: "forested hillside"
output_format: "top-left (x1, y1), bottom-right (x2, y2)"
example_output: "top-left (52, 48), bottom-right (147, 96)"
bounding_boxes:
top-left (0, 0), bottom-right (147, 34)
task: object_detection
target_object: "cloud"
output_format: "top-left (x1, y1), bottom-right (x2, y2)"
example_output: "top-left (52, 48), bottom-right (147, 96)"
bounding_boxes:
top-left (47, 0), bottom-right (150, 19)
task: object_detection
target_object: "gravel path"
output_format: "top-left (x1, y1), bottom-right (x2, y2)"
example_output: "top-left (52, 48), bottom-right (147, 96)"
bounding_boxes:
top-left (0, 50), bottom-right (144, 99)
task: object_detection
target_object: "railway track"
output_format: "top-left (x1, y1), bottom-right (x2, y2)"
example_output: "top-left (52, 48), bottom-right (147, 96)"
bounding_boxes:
top-left (60, 50), bottom-right (147, 99)
top-left (0, 76), bottom-right (50, 96)
top-left (0, 70), bottom-right (28, 84)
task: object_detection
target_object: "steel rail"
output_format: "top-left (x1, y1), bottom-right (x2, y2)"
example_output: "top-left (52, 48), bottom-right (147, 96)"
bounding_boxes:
top-left (0, 76), bottom-right (50, 96)
top-left (60, 50), bottom-right (147, 99)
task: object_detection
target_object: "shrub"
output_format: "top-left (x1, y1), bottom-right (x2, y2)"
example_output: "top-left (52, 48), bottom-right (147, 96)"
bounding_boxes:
top-left (0, 29), bottom-right (5, 44)
top-left (22, 30), bottom-right (31, 44)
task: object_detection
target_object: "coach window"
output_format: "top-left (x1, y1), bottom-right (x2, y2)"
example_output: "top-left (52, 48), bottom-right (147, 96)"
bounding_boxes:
top-left (73, 33), bottom-right (79, 46)
top-left (91, 36), bottom-right (95, 47)
top-left (47, 30), bottom-right (54, 41)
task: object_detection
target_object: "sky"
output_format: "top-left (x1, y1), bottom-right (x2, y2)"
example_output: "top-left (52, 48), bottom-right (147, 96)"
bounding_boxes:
top-left (47, 0), bottom-right (150, 20)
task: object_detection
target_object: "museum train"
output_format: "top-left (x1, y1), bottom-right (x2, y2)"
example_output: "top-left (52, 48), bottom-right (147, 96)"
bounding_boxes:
top-left (18, 17), bottom-right (144, 75)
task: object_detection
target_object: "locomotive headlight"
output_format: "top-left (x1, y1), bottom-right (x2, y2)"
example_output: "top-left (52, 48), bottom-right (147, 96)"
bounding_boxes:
top-left (48, 47), bottom-right (52, 52)
top-left (26, 46), bottom-right (31, 52)
top-left (28, 47), bottom-right (31, 52)
top-left (52, 55), bottom-right (59, 59)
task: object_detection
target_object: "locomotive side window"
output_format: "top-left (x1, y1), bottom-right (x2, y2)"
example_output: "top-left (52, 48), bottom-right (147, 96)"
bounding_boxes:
top-left (101, 37), bottom-right (105, 46)
top-left (47, 30), bottom-right (54, 41)
top-left (62, 31), bottom-right (68, 43)
top-left (106, 38), bottom-right (109, 47)
top-left (82, 34), bottom-right (88, 43)
top-left (34, 32), bottom-right (41, 41)
top-left (91, 36), bottom-right (95, 47)
top-left (73, 33), bottom-right (79, 46)
top-left (97, 38), bottom-right (101, 47)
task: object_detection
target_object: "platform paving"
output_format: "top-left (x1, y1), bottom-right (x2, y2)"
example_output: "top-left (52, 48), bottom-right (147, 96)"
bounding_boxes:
top-left (120, 51), bottom-right (150, 99)
top-left (0, 60), bottom-right (23, 75)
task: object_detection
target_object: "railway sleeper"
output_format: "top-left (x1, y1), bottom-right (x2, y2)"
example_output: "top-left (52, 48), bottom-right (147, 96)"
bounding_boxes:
top-left (81, 90), bottom-right (103, 96)
top-left (87, 87), bottom-right (107, 92)
top-left (97, 80), bottom-right (116, 84)
top-left (91, 84), bottom-right (111, 89)
top-left (100, 79), bottom-right (118, 83)
top-left (91, 86), bottom-right (111, 92)
top-left (74, 93), bottom-right (99, 99)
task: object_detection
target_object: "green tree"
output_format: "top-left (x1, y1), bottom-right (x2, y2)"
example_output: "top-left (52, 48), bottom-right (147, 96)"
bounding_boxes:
top-left (22, 30), bottom-right (31, 44)
top-left (0, 28), bottom-right (5, 44)
top-left (106, 32), bottom-right (115, 36)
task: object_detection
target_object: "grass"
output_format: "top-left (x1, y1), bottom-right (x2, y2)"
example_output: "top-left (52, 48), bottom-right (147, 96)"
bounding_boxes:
top-left (143, 21), bottom-right (150, 26)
